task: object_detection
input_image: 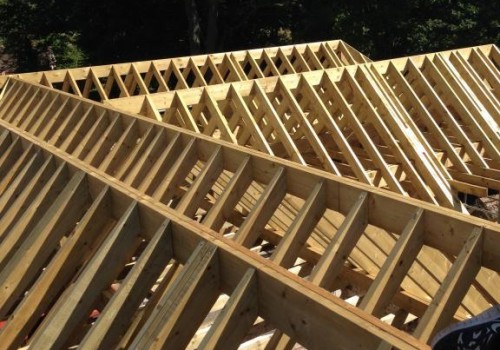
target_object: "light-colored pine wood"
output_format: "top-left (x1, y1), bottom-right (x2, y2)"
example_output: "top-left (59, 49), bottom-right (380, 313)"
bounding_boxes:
top-left (272, 180), bottom-right (326, 268)
top-left (310, 192), bottom-right (369, 288)
top-left (0, 186), bottom-right (112, 350)
top-left (234, 166), bottom-right (286, 247)
top-left (0, 171), bottom-right (89, 319)
top-left (414, 227), bottom-right (483, 343)
top-left (360, 209), bottom-right (424, 316)
top-left (29, 200), bottom-right (142, 350)
top-left (0, 42), bottom-right (498, 348)
top-left (131, 241), bottom-right (220, 350)
top-left (79, 220), bottom-right (173, 350)
top-left (198, 268), bottom-right (258, 350)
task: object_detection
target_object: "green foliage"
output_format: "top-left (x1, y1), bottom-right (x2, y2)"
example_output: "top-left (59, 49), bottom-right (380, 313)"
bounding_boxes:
top-left (294, 0), bottom-right (499, 59)
top-left (0, 0), bottom-right (86, 71)
top-left (35, 32), bottom-right (87, 69)
top-left (0, 0), bottom-right (498, 72)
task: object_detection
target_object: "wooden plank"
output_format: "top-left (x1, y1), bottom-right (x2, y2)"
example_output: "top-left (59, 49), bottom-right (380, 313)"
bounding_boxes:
top-left (385, 63), bottom-right (471, 174)
top-left (62, 71), bottom-right (82, 97)
top-left (108, 66), bottom-right (130, 98)
top-left (433, 55), bottom-right (499, 152)
top-left (28, 200), bottom-right (142, 350)
top-left (345, 70), bottom-right (438, 204)
top-left (79, 220), bottom-right (173, 350)
top-left (173, 92), bottom-right (200, 132)
top-left (449, 179), bottom-right (488, 197)
top-left (276, 48), bottom-right (297, 74)
top-left (117, 262), bottom-right (181, 349)
top-left (0, 148), bottom-right (43, 217)
top-left (8, 40), bottom-right (370, 92)
top-left (0, 171), bottom-right (89, 319)
top-left (141, 95), bottom-right (163, 121)
top-left (230, 85), bottom-right (273, 154)
top-left (98, 119), bottom-right (139, 174)
top-left (49, 100), bottom-right (83, 146)
top-left (321, 42), bottom-right (343, 67)
top-left (367, 64), bottom-right (455, 185)
top-left (244, 52), bottom-right (266, 78)
top-left (449, 170), bottom-right (500, 191)
top-left (9, 86), bottom-right (43, 127)
top-left (234, 166), bottom-right (287, 248)
top-left (0, 144), bottom-right (37, 196)
top-left (186, 58), bottom-right (208, 87)
top-left (303, 77), bottom-right (372, 180)
top-left (72, 111), bottom-right (110, 159)
top-left (254, 83), bottom-right (306, 165)
top-left (2, 73), bottom-right (500, 344)
top-left (170, 60), bottom-right (191, 89)
top-left (176, 146), bottom-right (223, 217)
top-left (29, 93), bottom-right (64, 136)
top-left (448, 52), bottom-right (500, 120)
top-left (224, 54), bottom-right (246, 81)
top-left (36, 96), bottom-right (72, 141)
top-left (206, 56), bottom-right (226, 84)
top-left (198, 268), bottom-right (258, 350)
top-left (124, 128), bottom-right (167, 187)
top-left (137, 132), bottom-right (182, 194)
top-left (148, 61), bottom-right (169, 92)
top-left (203, 90), bottom-right (239, 143)
top-left (131, 63), bottom-right (150, 95)
top-left (360, 209), bottom-right (425, 317)
top-left (1, 84), bottom-right (35, 123)
top-left (277, 79), bottom-right (339, 174)
top-left (423, 57), bottom-right (499, 162)
top-left (305, 45), bottom-right (324, 70)
top-left (355, 67), bottom-right (454, 208)
top-left (89, 68), bottom-right (108, 101)
top-left (414, 227), bottom-right (483, 343)
top-left (469, 48), bottom-right (500, 95)
top-left (272, 180), bottom-right (326, 268)
top-left (83, 114), bottom-right (122, 166)
top-left (0, 155), bottom-right (54, 235)
top-left (59, 106), bottom-right (98, 153)
top-left (115, 125), bottom-right (156, 180)
top-left (0, 134), bottom-right (22, 182)
top-left (130, 241), bottom-right (220, 350)
top-left (322, 74), bottom-right (405, 192)
top-left (0, 119), bottom-right (462, 350)
top-left (18, 89), bottom-right (52, 131)
top-left (0, 162), bottom-right (67, 260)
top-left (202, 156), bottom-right (253, 231)
top-left (310, 192), bottom-right (369, 288)
top-left (0, 80), bottom-right (23, 117)
top-left (152, 137), bottom-right (198, 203)
top-left (262, 50), bottom-right (281, 76)
top-left (0, 186), bottom-right (112, 350)
top-left (405, 60), bottom-right (488, 168)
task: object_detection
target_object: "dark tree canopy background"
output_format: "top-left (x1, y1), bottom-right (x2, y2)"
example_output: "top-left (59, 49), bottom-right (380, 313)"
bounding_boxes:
top-left (0, 0), bottom-right (498, 72)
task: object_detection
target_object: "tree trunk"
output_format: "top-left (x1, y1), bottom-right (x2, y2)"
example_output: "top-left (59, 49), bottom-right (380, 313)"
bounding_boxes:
top-left (205, 0), bottom-right (219, 52)
top-left (185, 0), bottom-right (202, 54)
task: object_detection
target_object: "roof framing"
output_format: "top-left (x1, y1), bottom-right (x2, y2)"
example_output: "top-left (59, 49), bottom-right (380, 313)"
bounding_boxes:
top-left (0, 78), bottom-right (498, 348)
top-left (0, 127), bottom-right (429, 350)
top-left (104, 44), bottom-right (499, 209)
top-left (0, 40), bottom-right (369, 100)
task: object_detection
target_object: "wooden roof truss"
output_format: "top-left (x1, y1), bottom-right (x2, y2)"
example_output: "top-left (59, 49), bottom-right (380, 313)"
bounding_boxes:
top-left (105, 44), bottom-right (499, 211)
top-left (0, 79), bottom-right (498, 348)
top-left (0, 40), bottom-right (369, 102)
